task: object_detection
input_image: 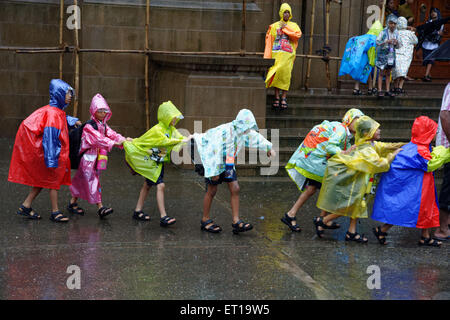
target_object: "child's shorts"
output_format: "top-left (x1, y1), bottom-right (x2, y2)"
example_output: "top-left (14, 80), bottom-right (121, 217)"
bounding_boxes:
top-left (422, 48), bottom-right (435, 65)
top-left (301, 178), bottom-right (322, 191)
top-left (205, 168), bottom-right (237, 186)
top-left (146, 166), bottom-right (164, 186)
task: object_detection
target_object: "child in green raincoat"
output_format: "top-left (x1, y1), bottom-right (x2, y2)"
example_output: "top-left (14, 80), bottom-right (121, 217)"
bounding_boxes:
top-left (124, 101), bottom-right (191, 226)
top-left (314, 116), bottom-right (403, 243)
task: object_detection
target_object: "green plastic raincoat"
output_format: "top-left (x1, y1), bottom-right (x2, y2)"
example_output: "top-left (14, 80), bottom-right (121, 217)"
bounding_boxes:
top-left (316, 116), bottom-right (404, 219)
top-left (124, 101), bottom-right (185, 182)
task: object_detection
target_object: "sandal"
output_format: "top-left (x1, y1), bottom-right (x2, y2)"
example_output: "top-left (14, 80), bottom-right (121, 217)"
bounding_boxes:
top-left (232, 219), bottom-right (253, 234)
top-left (372, 226), bottom-right (388, 245)
top-left (201, 219), bottom-right (222, 233)
top-left (345, 231), bottom-right (368, 243)
top-left (67, 202), bottom-right (85, 215)
top-left (50, 211), bottom-right (69, 223)
top-left (313, 217), bottom-right (326, 238)
top-left (133, 210), bottom-right (150, 221)
top-left (272, 97), bottom-right (280, 109)
top-left (418, 237), bottom-right (441, 247)
top-left (160, 215), bottom-right (176, 227)
top-left (17, 205), bottom-right (41, 220)
top-left (367, 88), bottom-right (373, 96)
top-left (280, 98), bottom-right (288, 109)
top-left (371, 88), bottom-right (378, 95)
top-left (377, 91), bottom-right (384, 98)
top-left (98, 207), bottom-right (113, 219)
top-left (280, 213), bottom-right (301, 232)
top-left (352, 89), bottom-right (362, 96)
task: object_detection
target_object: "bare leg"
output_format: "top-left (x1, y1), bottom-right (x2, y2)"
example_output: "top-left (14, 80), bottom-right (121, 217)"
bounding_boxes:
top-left (385, 71), bottom-right (391, 92)
top-left (49, 189), bottom-right (68, 221)
top-left (274, 87), bottom-right (280, 100)
top-left (399, 77), bottom-right (405, 89)
top-left (23, 187), bottom-right (42, 208)
top-left (425, 64), bottom-right (432, 77)
top-left (286, 185), bottom-right (317, 219)
top-left (377, 69), bottom-right (383, 92)
top-left (354, 81), bottom-right (360, 91)
top-left (135, 182), bottom-right (151, 211)
top-left (227, 181), bottom-right (240, 224)
top-left (434, 209), bottom-right (450, 239)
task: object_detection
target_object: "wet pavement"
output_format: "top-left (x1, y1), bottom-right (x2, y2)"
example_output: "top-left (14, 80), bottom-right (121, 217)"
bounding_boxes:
top-left (0, 138), bottom-right (448, 300)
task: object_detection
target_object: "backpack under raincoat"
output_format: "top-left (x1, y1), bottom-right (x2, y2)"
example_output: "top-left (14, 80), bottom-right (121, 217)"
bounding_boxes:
top-left (264, 3), bottom-right (302, 91)
top-left (69, 94), bottom-right (126, 204)
top-left (285, 109), bottom-right (364, 189)
top-left (339, 21), bottom-right (383, 83)
top-left (124, 101), bottom-right (185, 183)
top-left (193, 109), bottom-right (273, 179)
top-left (316, 116), bottom-right (404, 219)
top-left (372, 116), bottom-right (450, 229)
top-left (8, 79), bottom-right (77, 190)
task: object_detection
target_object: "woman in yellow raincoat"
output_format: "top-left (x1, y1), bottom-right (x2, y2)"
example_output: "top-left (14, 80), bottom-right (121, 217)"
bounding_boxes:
top-left (124, 101), bottom-right (190, 225)
top-left (314, 116), bottom-right (404, 243)
top-left (264, 3), bottom-right (302, 109)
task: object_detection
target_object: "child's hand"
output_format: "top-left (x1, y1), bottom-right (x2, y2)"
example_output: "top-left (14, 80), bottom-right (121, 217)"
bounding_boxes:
top-left (126, 137), bottom-right (133, 142)
top-left (75, 120), bottom-right (82, 127)
top-left (267, 149), bottom-right (276, 158)
top-left (115, 141), bottom-right (124, 146)
top-left (392, 148), bottom-right (403, 156)
top-left (182, 134), bottom-right (193, 142)
top-left (341, 144), bottom-right (357, 155)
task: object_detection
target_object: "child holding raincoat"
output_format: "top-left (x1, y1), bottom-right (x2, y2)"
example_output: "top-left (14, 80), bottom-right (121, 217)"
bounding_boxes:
top-left (314, 116), bottom-right (404, 243)
top-left (264, 3), bottom-right (302, 109)
top-left (192, 109), bottom-right (276, 234)
top-left (372, 116), bottom-right (450, 247)
top-left (69, 93), bottom-right (132, 219)
top-left (124, 101), bottom-right (189, 226)
top-left (339, 21), bottom-right (383, 95)
top-left (282, 109), bottom-right (364, 232)
top-left (9, 79), bottom-right (79, 222)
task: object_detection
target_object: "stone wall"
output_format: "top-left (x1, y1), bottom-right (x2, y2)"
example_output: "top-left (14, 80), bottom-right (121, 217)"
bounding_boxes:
top-left (0, 0), bottom-right (379, 137)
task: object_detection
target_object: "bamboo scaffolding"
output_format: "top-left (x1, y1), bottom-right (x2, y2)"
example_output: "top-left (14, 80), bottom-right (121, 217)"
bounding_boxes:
top-left (73, 0), bottom-right (80, 118)
top-left (145, 0), bottom-right (150, 130)
top-left (325, 0), bottom-right (331, 91)
top-left (304, 0), bottom-right (316, 90)
top-left (240, 0), bottom-right (246, 56)
top-left (372, 0), bottom-right (386, 88)
top-left (59, 0), bottom-right (64, 79)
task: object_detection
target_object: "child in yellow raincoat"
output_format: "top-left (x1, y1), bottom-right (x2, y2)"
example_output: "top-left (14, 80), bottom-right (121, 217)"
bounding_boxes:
top-left (314, 116), bottom-right (403, 243)
top-left (124, 101), bottom-right (191, 226)
top-left (264, 3), bottom-right (302, 109)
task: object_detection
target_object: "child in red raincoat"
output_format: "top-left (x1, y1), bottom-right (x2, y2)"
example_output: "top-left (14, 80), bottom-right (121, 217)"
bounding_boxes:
top-left (8, 79), bottom-right (80, 222)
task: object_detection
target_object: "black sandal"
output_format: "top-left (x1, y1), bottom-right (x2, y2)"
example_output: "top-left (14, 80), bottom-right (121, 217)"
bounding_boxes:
top-left (17, 205), bottom-right (41, 220)
top-left (272, 97), bottom-right (280, 109)
top-left (280, 213), bottom-right (301, 232)
top-left (98, 207), bottom-right (113, 219)
top-left (367, 88), bottom-right (373, 96)
top-left (372, 226), bottom-right (388, 245)
top-left (133, 210), bottom-right (150, 221)
top-left (371, 88), bottom-right (378, 95)
top-left (231, 219), bottom-right (253, 234)
top-left (50, 211), bottom-right (69, 223)
top-left (352, 89), bottom-right (362, 96)
top-left (160, 215), bottom-right (176, 227)
top-left (345, 231), bottom-right (368, 243)
top-left (280, 98), bottom-right (288, 109)
top-left (313, 217), bottom-right (326, 238)
top-left (418, 237), bottom-right (441, 247)
top-left (67, 202), bottom-right (85, 215)
top-left (201, 219), bottom-right (222, 233)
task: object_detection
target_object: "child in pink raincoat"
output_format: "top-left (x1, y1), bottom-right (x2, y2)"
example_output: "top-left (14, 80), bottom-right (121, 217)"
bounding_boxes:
top-left (68, 94), bottom-right (132, 218)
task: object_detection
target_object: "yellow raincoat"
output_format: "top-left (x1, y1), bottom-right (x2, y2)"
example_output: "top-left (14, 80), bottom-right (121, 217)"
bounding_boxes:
top-left (124, 101), bottom-right (185, 182)
top-left (316, 116), bottom-right (404, 219)
top-left (264, 3), bottom-right (302, 91)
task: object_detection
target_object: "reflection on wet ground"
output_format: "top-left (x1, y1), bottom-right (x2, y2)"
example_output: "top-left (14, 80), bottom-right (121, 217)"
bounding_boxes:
top-left (0, 139), bottom-right (448, 300)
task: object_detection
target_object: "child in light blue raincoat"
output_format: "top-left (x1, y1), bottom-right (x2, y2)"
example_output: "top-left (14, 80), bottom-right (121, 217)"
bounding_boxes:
top-left (192, 109), bottom-right (276, 234)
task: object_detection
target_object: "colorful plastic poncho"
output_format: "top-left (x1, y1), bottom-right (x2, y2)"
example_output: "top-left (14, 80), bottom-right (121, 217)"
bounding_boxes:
top-left (264, 3), bottom-right (302, 91)
top-left (376, 15), bottom-right (402, 70)
top-left (339, 21), bottom-right (383, 83)
top-left (8, 79), bottom-right (76, 190)
top-left (69, 94), bottom-right (126, 204)
top-left (372, 116), bottom-right (450, 229)
top-left (392, 17), bottom-right (418, 80)
top-left (193, 109), bottom-right (272, 178)
top-left (285, 109), bottom-right (364, 189)
top-left (124, 101), bottom-right (185, 183)
top-left (316, 116), bottom-right (404, 219)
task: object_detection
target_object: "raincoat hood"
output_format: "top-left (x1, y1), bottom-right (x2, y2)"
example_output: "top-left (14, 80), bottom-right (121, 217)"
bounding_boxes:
top-left (386, 14), bottom-right (398, 25)
top-left (157, 101), bottom-right (183, 128)
top-left (90, 93), bottom-right (112, 122)
top-left (367, 20), bottom-right (383, 36)
top-left (411, 116), bottom-right (438, 146)
top-left (355, 116), bottom-right (380, 144)
top-left (342, 108), bottom-right (364, 127)
top-left (397, 16), bottom-right (408, 30)
top-left (49, 79), bottom-right (74, 110)
top-left (279, 3), bottom-right (292, 21)
top-left (232, 109), bottom-right (259, 136)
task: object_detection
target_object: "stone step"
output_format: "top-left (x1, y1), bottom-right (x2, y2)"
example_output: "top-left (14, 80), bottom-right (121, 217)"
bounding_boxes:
top-left (266, 104), bottom-right (440, 119)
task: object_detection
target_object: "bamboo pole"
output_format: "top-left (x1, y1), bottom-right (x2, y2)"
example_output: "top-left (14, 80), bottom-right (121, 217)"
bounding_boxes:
top-left (59, 0), bottom-right (64, 79)
top-left (325, 0), bottom-right (331, 91)
top-left (145, 0), bottom-right (150, 130)
top-left (305, 0), bottom-right (316, 90)
top-left (372, 0), bottom-right (386, 89)
top-left (240, 0), bottom-right (246, 56)
top-left (73, 0), bottom-right (80, 118)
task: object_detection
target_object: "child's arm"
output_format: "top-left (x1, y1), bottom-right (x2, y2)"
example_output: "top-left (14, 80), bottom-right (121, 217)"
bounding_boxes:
top-left (373, 141), bottom-right (406, 158)
top-left (345, 146), bottom-right (401, 174)
top-left (82, 124), bottom-right (117, 152)
top-left (66, 115), bottom-right (79, 127)
top-left (325, 126), bottom-right (348, 156)
top-left (104, 125), bottom-right (127, 149)
top-left (244, 130), bottom-right (273, 153)
top-left (264, 25), bottom-right (274, 59)
top-left (427, 146), bottom-right (450, 172)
